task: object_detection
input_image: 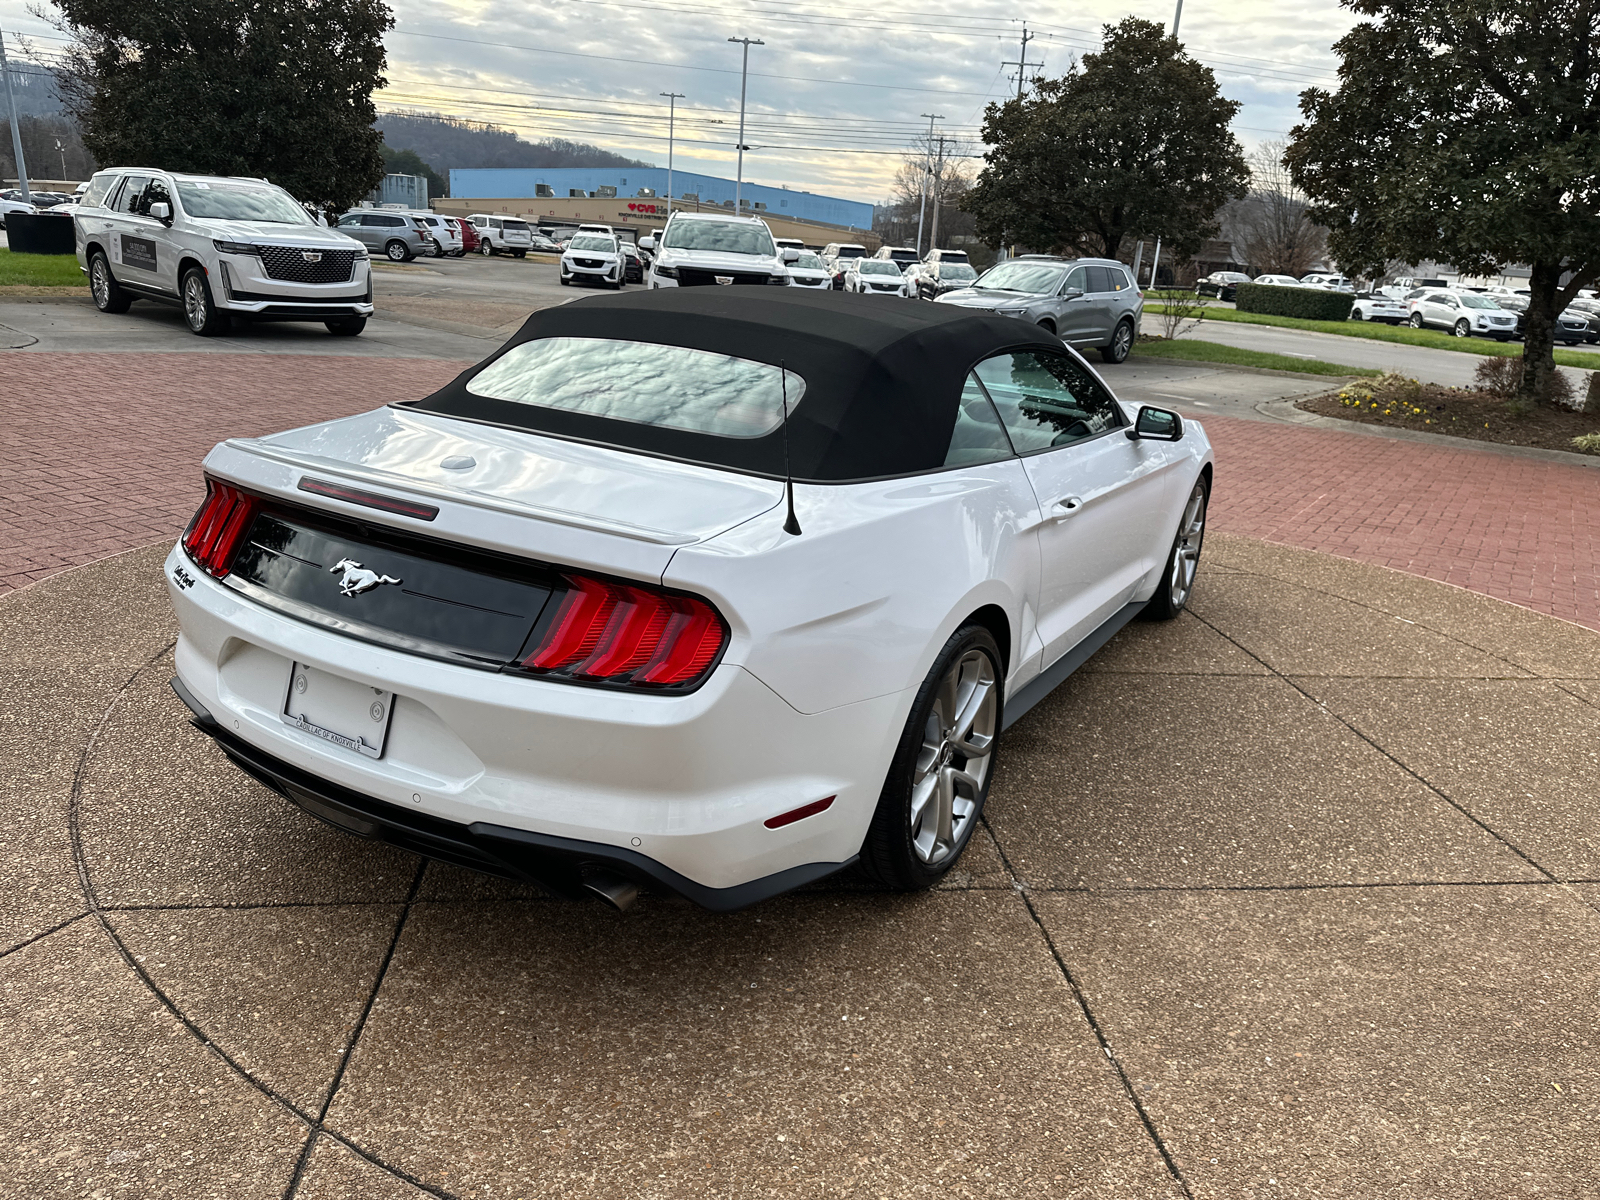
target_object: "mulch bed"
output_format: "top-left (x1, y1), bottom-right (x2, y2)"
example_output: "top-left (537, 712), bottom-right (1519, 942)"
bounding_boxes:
top-left (1297, 382), bottom-right (1600, 455)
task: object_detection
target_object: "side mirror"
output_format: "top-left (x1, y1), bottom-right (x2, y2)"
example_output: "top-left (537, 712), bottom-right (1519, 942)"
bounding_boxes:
top-left (1060, 287), bottom-right (1084, 300)
top-left (639, 236), bottom-right (656, 251)
top-left (781, 247), bottom-right (801, 263)
top-left (148, 202), bottom-right (171, 222)
top-left (1126, 406), bottom-right (1183, 442)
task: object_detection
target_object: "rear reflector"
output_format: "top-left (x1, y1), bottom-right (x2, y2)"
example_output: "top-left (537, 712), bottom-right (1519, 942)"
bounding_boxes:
top-left (521, 573), bottom-right (728, 689)
top-left (181, 479), bottom-right (262, 578)
top-left (764, 795), bottom-right (836, 829)
top-left (298, 477), bottom-right (439, 521)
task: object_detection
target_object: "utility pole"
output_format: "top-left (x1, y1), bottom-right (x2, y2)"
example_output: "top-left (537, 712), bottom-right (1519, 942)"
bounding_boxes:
top-left (0, 29), bottom-right (29, 201)
top-left (1147, 1), bottom-right (1183, 288)
top-left (915, 113), bottom-right (942, 258)
top-left (928, 135), bottom-right (951, 250)
top-left (1001, 24), bottom-right (1042, 102)
top-left (660, 92), bottom-right (684, 219)
top-left (728, 37), bottom-right (764, 213)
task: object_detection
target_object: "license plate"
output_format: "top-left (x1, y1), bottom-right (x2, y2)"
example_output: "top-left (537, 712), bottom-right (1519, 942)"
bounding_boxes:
top-left (282, 662), bottom-right (394, 760)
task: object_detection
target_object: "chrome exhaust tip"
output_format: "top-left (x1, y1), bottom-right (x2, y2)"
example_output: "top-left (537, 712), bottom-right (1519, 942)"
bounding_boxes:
top-left (581, 867), bottom-right (640, 913)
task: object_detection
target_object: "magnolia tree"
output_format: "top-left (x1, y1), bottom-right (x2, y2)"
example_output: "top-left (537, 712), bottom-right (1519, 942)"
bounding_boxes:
top-left (1286, 0), bottom-right (1600, 401)
top-left (963, 17), bottom-right (1249, 260)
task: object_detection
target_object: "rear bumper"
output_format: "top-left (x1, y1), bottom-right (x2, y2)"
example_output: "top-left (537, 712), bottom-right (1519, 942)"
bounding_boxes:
top-left (165, 545), bottom-right (899, 903)
top-left (170, 675), bottom-right (851, 910)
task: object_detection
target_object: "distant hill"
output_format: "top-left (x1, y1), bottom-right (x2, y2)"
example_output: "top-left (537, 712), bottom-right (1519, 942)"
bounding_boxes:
top-left (374, 111), bottom-right (654, 176)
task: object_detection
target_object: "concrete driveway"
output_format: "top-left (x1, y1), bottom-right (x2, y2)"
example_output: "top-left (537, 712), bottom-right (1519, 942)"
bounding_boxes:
top-left (5, 532), bottom-right (1598, 1199)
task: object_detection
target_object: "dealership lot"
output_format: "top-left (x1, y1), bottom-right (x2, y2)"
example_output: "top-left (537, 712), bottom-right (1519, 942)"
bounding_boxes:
top-left (4, 276), bottom-right (1600, 1198)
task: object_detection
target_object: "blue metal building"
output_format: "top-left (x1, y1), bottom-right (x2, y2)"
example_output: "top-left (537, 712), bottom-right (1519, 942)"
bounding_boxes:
top-left (448, 167), bottom-right (873, 231)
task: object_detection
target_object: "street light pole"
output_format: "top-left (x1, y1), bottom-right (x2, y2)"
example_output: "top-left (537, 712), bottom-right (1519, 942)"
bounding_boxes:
top-left (728, 37), bottom-right (764, 213)
top-left (0, 29), bottom-right (30, 201)
top-left (915, 113), bottom-right (942, 258)
top-left (1147, 1), bottom-right (1183, 288)
top-left (659, 92), bottom-right (684, 219)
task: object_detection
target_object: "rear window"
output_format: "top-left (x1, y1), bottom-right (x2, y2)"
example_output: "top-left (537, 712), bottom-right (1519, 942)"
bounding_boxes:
top-left (464, 337), bottom-right (806, 439)
top-left (503, 219), bottom-right (530, 231)
top-left (81, 173), bottom-right (116, 209)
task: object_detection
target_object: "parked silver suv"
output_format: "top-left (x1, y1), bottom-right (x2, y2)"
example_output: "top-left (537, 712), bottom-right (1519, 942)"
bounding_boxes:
top-left (935, 256), bottom-right (1143, 363)
top-left (74, 168), bottom-right (373, 336)
top-left (333, 210), bottom-right (436, 261)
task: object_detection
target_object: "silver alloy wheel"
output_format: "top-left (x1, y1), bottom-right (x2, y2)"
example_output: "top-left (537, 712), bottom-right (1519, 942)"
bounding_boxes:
top-left (909, 649), bottom-right (997, 865)
top-left (386, 240), bottom-right (409, 262)
top-left (90, 256), bottom-right (110, 308)
top-left (1111, 320), bottom-right (1134, 361)
top-left (1454, 319), bottom-right (1470, 337)
top-left (1170, 479), bottom-right (1207, 609)
top-left (183, 273), bottom-right (208, 331)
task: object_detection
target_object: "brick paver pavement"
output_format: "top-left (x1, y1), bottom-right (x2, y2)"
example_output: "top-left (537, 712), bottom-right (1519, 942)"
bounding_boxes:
top-left (3, 351), bottom-right (1597, 628)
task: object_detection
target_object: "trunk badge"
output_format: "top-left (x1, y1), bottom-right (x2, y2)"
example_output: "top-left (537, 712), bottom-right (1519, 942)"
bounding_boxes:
top-left (330, 558), bottom-right (401, 596)
top-left (715, 275), bottom-right (734, 285)
top-left (302, 250), bottom-right (323, 263)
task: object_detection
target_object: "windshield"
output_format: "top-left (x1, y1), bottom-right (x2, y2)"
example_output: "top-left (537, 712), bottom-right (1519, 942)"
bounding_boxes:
top-left (569, 235), bottom-right (616, 252)
top-left (175, 180), bottom-right (311, 224)
top-left (1459, 294), bottom-right (1499, 309)
top-left (835, 246), bottom-right (865, 259)
top-left (663, 220), bottom-right (775, 256)
top-left (860, 261), bottom-right (902, 276)
top-left (465, 337), bottom-right (805, 439)
top-left (942, 264), bottom-right (977, 281)
top-left (796, 253), bottom-right (825, 269)
top-left (975, 262), bottom-right (1066, 294)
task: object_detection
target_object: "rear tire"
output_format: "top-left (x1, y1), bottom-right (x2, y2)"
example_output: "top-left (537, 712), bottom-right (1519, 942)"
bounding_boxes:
top-left (181, 266), bottom-right (230, 337)
top-left (860, 624), bottom-right (1002, 890)
top-left (1350, 308), bottom-right (1365, 321)
top-left (1410, 312), bottom-right (1425, 328)
top-left (1142, 475), bottom-right (1208, 621)
top-left (1099, 318), bottom-right (1135, 364)
top-left (480, 240), bottom-right (495, 257)
top-left (384, 240), bottom-right (410, 262)
top-left (88, 250), bottom-right (131, 314)
top-left (325, 316), bottom-right (366, 336)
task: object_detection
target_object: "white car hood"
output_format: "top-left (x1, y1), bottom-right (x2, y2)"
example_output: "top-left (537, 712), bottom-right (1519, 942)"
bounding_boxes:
top-left (659, 248), bottom-right (781, 274)
top-left (242, 407), bottom-right (784, 547)
top-left (190, 218), bottom-right (364, 248)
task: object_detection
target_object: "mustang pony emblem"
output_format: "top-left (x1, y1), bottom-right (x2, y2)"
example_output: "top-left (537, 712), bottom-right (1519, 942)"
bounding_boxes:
top-left (330, 558), bottom-right (401, 596)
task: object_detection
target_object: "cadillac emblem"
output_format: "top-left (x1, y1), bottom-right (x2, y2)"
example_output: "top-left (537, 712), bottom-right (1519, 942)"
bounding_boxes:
top-left (330, 558), bottom-right (401, 596)
top-left (302, 250), bottom-right (323, 263)
top-left (714, 275), bottom-right (734, 285)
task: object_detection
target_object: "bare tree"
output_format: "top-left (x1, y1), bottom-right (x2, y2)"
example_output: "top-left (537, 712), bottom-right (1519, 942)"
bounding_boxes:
top-left (1228, 140), bottom-right (1326, 277)
top-left (886, 134), bottom-right (977, 251)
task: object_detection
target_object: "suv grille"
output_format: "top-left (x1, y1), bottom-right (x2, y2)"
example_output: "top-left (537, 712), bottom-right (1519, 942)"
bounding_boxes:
top-left (676, 267), bottom-right (781, 287)
top-left (258, 245), bottom-right (357, 284)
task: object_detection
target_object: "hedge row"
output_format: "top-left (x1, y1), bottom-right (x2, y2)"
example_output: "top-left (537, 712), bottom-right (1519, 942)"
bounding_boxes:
top-left (1233, 282), bottom-right (1355, 321)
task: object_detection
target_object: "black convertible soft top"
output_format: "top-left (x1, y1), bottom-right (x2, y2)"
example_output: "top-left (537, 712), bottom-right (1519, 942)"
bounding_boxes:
top-left (399, 287), bottom-right (1062, 483)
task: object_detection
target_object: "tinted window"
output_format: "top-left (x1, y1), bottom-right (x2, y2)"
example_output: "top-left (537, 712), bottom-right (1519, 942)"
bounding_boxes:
top-left (944, 374), bottom-right (1014, 466)
top-left (973, 351), bottom-right (1125, 452)
top-left (465, 337), bottom-right (806, 439)
top-left (569, 235), bottom-right (615, 252)
top-left (503, 219), bottom-right (530, 231)
top-left (336, 213), bottom-right (362, 227)
top-left (1064, 266), bottom-right (1090, 294)
top-left (137, 179), bottom-right (171, 216)
top-left (115, 175), bottom-right (150, 214)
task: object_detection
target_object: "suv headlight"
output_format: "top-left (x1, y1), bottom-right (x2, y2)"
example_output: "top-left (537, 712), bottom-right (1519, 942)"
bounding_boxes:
top-left (212, 240), bottom-right (259, 256)
top-left (655, 264), bottom-right (679, 279)
top-left (768, 274), bottom-right (788, 285)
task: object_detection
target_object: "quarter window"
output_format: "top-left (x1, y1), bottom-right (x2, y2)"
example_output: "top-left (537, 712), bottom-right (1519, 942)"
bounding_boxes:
top-left (973, 350), bottom-right (1126, 453)
top-left (943, 374), bottom-right (1014, 467)
top-left (81, 173), bottom-right (115, 209)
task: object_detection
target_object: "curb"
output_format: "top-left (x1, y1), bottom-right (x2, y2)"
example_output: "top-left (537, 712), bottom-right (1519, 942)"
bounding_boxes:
top-left (1256, 397), bottom-right (1600, 469)
top-left (1131, 351), bottom-right (1364, 383)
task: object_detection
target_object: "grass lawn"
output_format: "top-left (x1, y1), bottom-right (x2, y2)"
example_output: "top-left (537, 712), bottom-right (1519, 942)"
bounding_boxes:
top-left (1135, 337), bottom-right (1382, 377)
top-left (1146, 302), bottom-right (1600, 371)
top-left (0, 248), bottom-right (86, 287)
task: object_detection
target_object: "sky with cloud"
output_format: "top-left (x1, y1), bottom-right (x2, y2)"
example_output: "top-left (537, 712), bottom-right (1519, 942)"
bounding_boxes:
top-left (1, 0), bottom-right (1358, 203)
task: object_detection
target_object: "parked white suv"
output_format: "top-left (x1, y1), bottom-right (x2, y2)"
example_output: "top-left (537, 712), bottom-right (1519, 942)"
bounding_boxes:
top-left (469, 214), bottom-right (534, 257)
top-left (642, 211), bottom-right (798, 288)
top-left (1406, 289), bottom-right (1520, 341)
top-left (560, 231), bottom-right (624, 288)
top-left (73, 168), bottom-right (373, 337)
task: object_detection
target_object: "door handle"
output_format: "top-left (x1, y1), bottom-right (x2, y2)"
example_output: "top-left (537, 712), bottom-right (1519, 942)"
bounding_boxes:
top-left (1051, 496), bottom-right (1084, 519)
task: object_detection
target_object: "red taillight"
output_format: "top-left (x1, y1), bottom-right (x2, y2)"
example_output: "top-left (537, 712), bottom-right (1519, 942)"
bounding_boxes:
top-left (181, 479), bottom-right (261, 578)
top-left (764, 795), bottom-right (836, 829)
top-left (521, 573), bottom-right (728, 689)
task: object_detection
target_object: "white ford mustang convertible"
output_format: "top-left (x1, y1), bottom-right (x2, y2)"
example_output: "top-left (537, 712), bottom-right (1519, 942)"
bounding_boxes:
top-left (167, 289), bottom-right (1213, 910)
